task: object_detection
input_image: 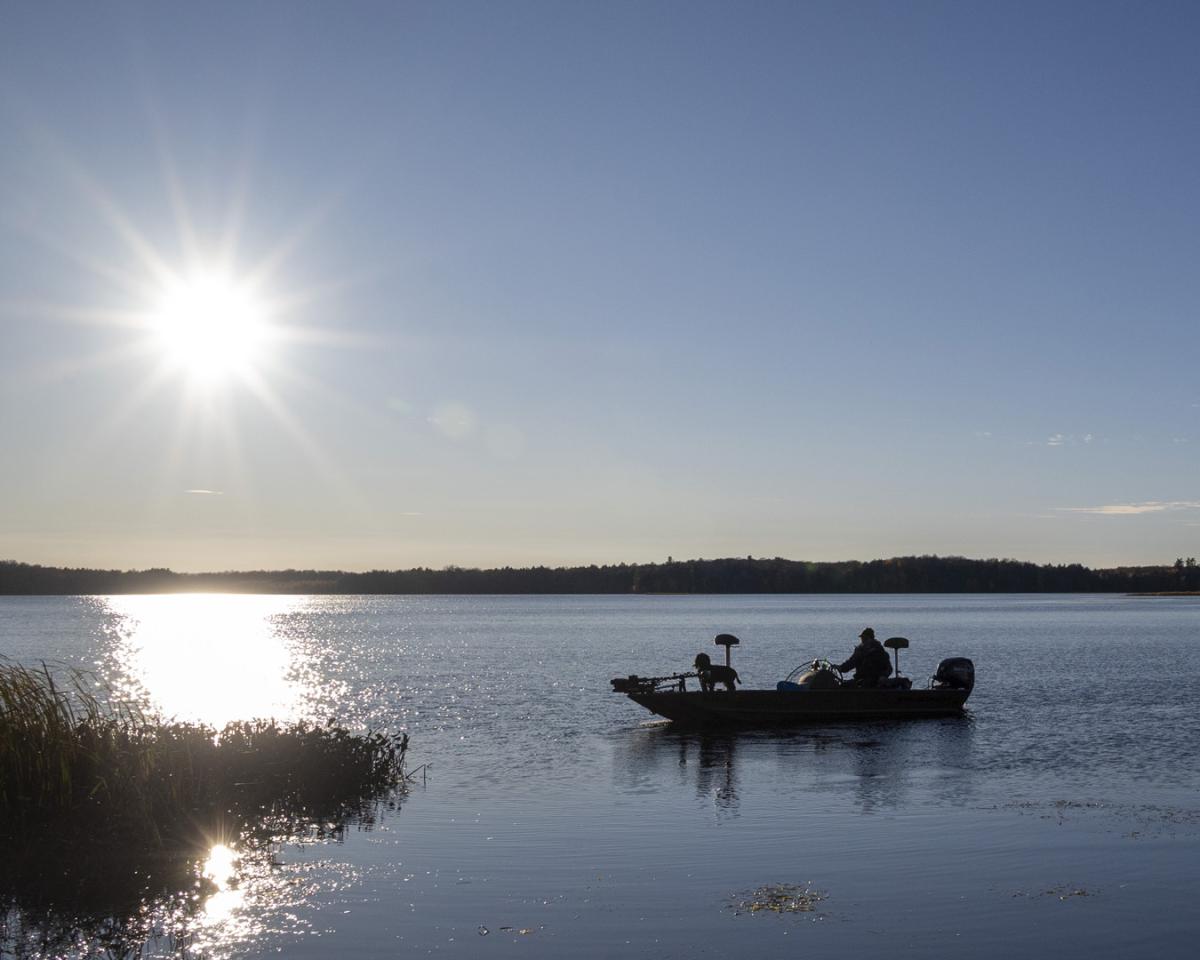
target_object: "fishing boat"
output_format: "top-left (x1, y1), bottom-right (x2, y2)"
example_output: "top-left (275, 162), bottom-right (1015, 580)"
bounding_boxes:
top-left (611, 634), bottom-right (974, 727)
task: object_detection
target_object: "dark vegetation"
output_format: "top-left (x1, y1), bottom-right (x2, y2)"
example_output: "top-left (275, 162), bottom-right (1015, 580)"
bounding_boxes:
top-left (0, 661), bottom-right (409, 838)
top-left (0, 660), bottom-right (411, 958)
top-left (3, 555), bottom-right (1199, 595)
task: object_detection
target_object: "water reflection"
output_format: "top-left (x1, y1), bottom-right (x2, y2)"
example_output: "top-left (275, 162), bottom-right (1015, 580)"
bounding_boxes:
top-left (98, 595), bottom-right (309, 728)
top-left (184, 839), bottom-right (290, 958)
top-left (0, 835), bottom-right (227, 960)
top-left (200, 843), bottom-right (243, 925)
top-left (614, 728), bottom-right (743, 818)
top-left (615, 717), bottom-right (977, 815)
top-left (0, 828), bottom-right (376, 960)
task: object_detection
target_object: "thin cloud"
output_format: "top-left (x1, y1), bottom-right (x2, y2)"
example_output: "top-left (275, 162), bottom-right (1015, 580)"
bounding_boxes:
top-left (1057, 501), bottom-right (1200, 516)
top-left (1043, 432), bottom-right (1099, 447)
top-left (429, 402), bottom-right (477, 439)
top-left (183, 488), bottom-right (223, 495)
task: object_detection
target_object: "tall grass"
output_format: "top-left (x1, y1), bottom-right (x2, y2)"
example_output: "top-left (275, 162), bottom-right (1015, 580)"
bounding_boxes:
top-left (1, 659), bottom-right (412, 958)
top-left (0, 659), bottom-right (409, 841)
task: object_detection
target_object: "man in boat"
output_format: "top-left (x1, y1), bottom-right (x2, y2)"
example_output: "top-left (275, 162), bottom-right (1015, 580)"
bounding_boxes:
top-left (836, 628), bottom-right (893, 686)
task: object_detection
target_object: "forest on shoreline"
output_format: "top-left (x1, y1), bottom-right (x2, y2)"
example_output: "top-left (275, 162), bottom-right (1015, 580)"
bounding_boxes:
top-left (2, 555), bottom-right (1198, 595)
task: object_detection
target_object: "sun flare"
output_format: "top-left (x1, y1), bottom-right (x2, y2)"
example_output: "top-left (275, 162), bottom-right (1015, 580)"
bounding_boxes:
top-left (150, 269), bottom-right (271, 382)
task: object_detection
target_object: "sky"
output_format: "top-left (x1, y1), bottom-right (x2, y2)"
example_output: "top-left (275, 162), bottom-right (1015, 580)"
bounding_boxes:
top-left (1, 0), bottom-right (1198, 572)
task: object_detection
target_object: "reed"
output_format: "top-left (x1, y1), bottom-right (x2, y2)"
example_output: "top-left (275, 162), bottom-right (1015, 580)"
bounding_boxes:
top-left (0, 659), bottom-right (409, 842)
top-left (2, 660), bottom-right (411, 959)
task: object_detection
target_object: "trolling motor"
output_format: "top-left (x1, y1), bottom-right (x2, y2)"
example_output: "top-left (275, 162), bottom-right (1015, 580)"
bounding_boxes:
top-left (611, 672), bottom-right (695, 694)
top-left (611, 633), bottom-right (742, 695)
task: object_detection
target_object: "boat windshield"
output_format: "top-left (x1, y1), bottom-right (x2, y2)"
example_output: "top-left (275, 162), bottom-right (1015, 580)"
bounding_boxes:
top-left (783, 658), bottom-right (838, 683)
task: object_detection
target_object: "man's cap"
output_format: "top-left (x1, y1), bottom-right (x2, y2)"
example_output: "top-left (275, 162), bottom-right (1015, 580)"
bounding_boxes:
top-left (859, 627), bottom-right (875, 639)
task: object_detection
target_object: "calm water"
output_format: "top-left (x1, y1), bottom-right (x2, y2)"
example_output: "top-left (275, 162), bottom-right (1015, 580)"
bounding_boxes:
top-left (2, 594), bottom-right (1199, 958)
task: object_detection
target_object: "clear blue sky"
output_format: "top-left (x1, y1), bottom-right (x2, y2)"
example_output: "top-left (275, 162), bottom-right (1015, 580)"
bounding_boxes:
top-left (1, 0), bottom-right (1197, 571)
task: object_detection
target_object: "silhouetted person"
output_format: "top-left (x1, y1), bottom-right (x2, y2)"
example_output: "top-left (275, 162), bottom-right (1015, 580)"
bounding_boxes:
top-left (836, 628), bottom-right (892, 686)
top-left (694, 652), bottom-right (739, 692)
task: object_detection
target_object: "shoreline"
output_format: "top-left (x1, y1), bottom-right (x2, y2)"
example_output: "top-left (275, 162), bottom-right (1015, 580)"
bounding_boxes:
top-left (5, 556), bottom-right (1199, 597)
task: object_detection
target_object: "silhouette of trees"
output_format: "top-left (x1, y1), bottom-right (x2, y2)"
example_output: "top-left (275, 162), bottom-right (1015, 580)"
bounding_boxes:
top-left (1174, 557), bottom-right (1199, 590)
top-left (0, 555), bottom-right (1194, 595)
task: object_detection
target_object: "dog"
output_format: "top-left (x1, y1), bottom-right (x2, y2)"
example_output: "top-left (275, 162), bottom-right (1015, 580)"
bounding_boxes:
top-left (694, 652), bottom-right (739, 692)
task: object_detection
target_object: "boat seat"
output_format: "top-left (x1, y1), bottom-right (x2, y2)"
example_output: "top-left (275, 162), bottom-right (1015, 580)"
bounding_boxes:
top-left (884, 637), bottom-right (908, 650)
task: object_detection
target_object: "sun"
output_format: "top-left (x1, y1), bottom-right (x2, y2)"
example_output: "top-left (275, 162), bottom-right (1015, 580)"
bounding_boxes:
top-left (149, 269), bottom-right (272, 383)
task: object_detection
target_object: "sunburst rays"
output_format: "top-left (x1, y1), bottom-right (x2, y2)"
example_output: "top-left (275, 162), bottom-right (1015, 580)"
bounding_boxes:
top-left (2, 114), bottom-right (376, 523)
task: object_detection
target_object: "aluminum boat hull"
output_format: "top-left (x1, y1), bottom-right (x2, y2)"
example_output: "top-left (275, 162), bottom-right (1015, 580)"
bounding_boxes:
top-left (625, 686), bottom-right (969, 727)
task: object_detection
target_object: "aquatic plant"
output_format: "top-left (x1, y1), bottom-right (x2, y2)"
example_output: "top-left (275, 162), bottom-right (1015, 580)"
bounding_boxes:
top-left (0, 659), bottom-right (409, 840)
top-left (1, 659), bottom-right (413, 957)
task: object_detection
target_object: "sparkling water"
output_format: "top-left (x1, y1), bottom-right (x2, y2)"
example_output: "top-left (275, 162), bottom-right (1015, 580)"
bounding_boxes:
top-left (2, 594), bottom-right (1197, 958)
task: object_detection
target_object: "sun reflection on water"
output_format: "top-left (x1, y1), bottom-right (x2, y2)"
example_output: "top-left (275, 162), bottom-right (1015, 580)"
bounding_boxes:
top-left (100, 594), bottom-right (309, 728)
top-left (201, 843), bottom-right (244, 924)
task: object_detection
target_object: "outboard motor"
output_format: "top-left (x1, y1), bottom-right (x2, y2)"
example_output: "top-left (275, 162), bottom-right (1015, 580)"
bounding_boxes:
top-left (932, 657), bottom-right (975, 693)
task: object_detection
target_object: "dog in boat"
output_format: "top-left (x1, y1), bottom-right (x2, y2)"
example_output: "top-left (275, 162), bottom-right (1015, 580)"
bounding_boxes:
top-left (694, 652), bottom-right (739, 692)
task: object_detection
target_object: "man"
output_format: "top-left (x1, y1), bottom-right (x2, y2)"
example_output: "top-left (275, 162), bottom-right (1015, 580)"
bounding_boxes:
top-left (836, 627), bottom-right (892, 686)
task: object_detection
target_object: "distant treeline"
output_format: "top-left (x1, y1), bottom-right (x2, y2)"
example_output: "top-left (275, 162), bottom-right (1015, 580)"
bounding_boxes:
top-left (2, 555), bottom-right (1198, 595)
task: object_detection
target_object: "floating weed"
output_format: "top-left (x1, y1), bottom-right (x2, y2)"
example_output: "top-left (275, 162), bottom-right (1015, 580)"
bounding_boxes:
top-left (1011, 885), bottom-right (1097, 901)
top-left (1005, 797), bottom-right (1200, 838)
top-left (1051, 888), bottom-right (1093, 900)
top-left (732, 883), bottom-right (827, 917)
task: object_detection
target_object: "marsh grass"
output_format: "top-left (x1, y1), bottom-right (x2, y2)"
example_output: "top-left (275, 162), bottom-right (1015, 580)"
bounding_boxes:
top-left (1, 658), bottom-right (412, 956)
top-left (0, 659), bottom-right (408, 840)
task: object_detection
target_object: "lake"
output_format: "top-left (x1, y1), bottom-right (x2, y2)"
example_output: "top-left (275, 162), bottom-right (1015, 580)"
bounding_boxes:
top-left (2, 594), bottom-right (1198, 958)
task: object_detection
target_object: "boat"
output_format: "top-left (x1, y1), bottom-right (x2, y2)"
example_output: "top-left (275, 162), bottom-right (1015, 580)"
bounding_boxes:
top-left (611, 633), bottom-right (974, 728)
